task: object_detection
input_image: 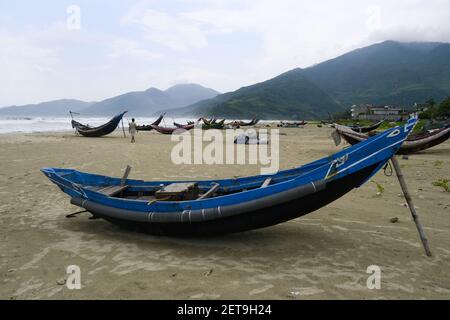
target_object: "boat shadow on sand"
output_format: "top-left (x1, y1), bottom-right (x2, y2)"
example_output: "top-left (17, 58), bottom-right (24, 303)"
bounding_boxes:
top-left (59, 214), bottom-right (355, 254)
top-left (66, 135), bottom-right (122, 139)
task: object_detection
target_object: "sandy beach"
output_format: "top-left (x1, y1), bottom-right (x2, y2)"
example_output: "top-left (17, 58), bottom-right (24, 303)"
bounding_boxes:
top-left (1, 125), bottom-right (449, 300)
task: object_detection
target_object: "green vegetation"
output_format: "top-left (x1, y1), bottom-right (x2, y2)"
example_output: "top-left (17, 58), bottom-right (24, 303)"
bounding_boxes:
top-left (172, 69), bottom-right (343, 120)
top-left (434, 160), bottom-right (443, 167)
top-left (433, 179), bottom-right (450, 192)
top-left (334, 118), bottom-right (427, 133)
top-left (372, 181), bottom-right (385, 197)
top-left (303, 41), bottom-right (450, 108)
top-left (383, 119), bottom-right (428, 134)
top-left (412, 120), bottom-right (425, 133)
top-left (419, 96), bottom-right (450, 119)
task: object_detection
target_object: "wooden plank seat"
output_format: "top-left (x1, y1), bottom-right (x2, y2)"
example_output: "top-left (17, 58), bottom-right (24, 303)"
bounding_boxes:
top-left (261, 177), bottom-right (272, 188)
top-left (90, 165), bottom-right (132, 197)
top-left (95, 185), bottom-right (129, 197)
top-left (155, 182), bottom-right (199, 201)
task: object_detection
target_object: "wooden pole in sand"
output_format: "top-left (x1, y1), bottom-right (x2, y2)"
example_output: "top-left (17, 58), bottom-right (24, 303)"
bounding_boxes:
top-left (391, 156), bottom-right (432, 257)
top-left (121, 118), bottom-right (126, 138)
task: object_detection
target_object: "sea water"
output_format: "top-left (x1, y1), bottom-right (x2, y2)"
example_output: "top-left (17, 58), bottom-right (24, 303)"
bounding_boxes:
top-left (0, 116), bottom-right (197, 134)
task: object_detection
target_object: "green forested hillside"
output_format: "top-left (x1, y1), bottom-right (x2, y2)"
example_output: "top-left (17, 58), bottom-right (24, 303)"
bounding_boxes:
top-left (169, 69), bottom-right (342, 119)
top-left (170, 41), bottom-right (450, 120)
top-left (302, 41), bottom-right (450, 107)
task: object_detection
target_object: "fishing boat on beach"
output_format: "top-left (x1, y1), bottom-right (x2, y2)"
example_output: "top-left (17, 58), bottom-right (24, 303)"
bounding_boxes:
top-left (174, 121), bottom-right (196, 129)
top-left (201, 119), bottom-right (225, 130)
top-left (237, 119), bottom-right (259, 126)
top-left (277, 120), bottom-right (307, 128)
top-left (42, 117), bottom-right (417, 236)
top-left (335, 123), bottom-right (450, 154)
top-left (201, 118), bottom-right (215, 126)
top-left (348, 120), bottom-right (385, 133)
top-left (71, 111), bottom-right (127, 137)
top-left (136, 114), bottom-right (165, 131)
top-left (151, 124), bottom-right (194, 134)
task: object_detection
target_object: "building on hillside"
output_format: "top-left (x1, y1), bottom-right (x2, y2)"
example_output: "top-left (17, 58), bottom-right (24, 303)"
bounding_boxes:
top-left (350, 104), bottom-right (370, 118)
top-left (350, 104), bottom-right (409, 121)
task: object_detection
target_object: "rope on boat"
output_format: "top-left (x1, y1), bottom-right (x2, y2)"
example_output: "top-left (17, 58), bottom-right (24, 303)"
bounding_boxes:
top-left (383, 161), bottom-right (393, 177)
top-left (66, 210), bottom-right (88, 218)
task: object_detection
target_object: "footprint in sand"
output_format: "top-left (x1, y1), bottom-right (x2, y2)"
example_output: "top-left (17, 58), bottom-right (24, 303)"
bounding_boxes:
top-left (190, 293), bottom-right (221, 299)
top-left (291, 287), bottom-right (325, 296)
top-left (249, 284), bottom-right (274, 296)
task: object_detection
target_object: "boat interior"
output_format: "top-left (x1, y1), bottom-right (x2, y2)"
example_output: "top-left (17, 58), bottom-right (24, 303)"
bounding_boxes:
top-left (88, 176), bottom-right (276, 202)
top-left (53, 158), bottom-right (330, 203)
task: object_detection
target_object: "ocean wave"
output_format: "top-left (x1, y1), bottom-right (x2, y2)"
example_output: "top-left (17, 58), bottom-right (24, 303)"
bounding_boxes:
top-left (0, 117), bottom-right (196, 134)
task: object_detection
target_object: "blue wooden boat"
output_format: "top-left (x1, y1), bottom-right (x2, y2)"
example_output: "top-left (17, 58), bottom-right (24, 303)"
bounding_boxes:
top-left (71, 111), bottom-right (127, 137)
top-left (42, 117), bottom-right (417, 236)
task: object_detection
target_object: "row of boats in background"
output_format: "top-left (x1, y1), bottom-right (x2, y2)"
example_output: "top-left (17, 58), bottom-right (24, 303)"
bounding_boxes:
top-left (277, 120), bottom-right (308, 128)
top-left (332, 120), bottom-right (450, 154)
top-left (70, 111), bottom-right (260, 137)
top-left (69, 110), bottom-right (450, 154)
top-left (139, 117), bottom-right (260, 134)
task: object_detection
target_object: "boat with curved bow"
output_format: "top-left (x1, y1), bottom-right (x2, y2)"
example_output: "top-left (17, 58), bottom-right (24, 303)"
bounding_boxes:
top-left (335, 123), bottom-right (450, 154)
top-left (136, 114), bottom-right (165, 131)
top-left (71, 111), bottom-right (127, 137)
top-left (42, 117), bottom-right (417, 236)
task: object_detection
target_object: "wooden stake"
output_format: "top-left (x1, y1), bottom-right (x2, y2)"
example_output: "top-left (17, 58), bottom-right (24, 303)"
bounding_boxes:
top-left (391, 156), bottom-right (432, 257)
top-left (121, 118), bottom-right (126, 138)
top-left (66, 210), bottom-right (88, 218)
top-left (121, 165), bottom-right (132, 187)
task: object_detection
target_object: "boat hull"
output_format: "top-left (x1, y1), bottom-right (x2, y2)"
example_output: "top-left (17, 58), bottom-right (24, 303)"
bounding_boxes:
top-left (350, 120), bottom-right (384, 133)
top-left (400, 126), bottom-right (450, 154)
top-left (72, 112), bottom-right (127, 137)
top-left (339, 125), bottom-right (450, 154)
top-left (136, 114), bottom-right (165, 131)
top-left (150, 124), bottom-right (194, 134)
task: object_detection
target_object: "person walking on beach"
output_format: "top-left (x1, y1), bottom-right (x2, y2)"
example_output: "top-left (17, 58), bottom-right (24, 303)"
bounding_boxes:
top-left (129, 118), bottom-right (137, 143)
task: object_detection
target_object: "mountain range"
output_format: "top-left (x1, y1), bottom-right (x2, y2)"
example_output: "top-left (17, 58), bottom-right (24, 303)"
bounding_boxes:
top-left (167, 41), bottom-right (450, 119)
top-left (2, 41), bottom-right (450, 120)
top-left (0, 84), bottom-right (219, 117)
top-left (301, 40), bottom-right (450, 107)
top-left (0, 99), bottom-right (93, 117)
top-left (81, 84), bottom-right (219, 116)
top-left (167, 69), bottom-right (342, 119)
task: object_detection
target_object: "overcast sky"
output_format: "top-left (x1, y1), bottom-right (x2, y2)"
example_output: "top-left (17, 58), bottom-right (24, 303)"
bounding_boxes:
top-left (1, 0), bottom-right (450, 106)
